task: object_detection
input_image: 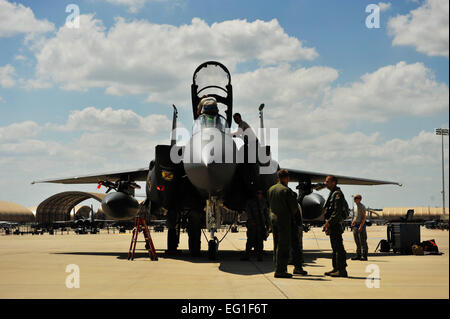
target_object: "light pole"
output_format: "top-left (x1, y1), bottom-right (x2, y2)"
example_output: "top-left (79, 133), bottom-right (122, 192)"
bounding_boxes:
top-left (435, 128), bottom-right (449, 217)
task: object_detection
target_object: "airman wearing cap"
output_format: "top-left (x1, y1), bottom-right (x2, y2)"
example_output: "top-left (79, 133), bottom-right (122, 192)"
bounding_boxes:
top-left (351, 194), bottom-right (368, 261)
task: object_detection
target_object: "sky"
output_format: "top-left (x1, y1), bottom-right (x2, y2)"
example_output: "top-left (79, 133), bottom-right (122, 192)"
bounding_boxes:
top-left (0, 0), bottom-right (448, 210)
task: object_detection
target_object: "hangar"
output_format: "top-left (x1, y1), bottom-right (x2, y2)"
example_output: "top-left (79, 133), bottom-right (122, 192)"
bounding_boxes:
top-left (0, 201), bottom-right (35, 222)
top-left (36, 191), bottom-right (107, 224)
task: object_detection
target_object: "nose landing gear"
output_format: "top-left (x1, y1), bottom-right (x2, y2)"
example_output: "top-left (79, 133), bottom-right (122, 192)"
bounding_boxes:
top-left (208, 236), bottom-right (219, 260)
top-left (206, 196), bottom-right (221, 260)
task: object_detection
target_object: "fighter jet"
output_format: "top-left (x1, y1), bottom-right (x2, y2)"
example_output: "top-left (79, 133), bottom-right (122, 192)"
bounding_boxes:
top-left (51, 206), bottom-right (112, 233)
top-left (32, 61), bottom-right (400, 259)
top-left (0, 221), bottom-right (18, 229)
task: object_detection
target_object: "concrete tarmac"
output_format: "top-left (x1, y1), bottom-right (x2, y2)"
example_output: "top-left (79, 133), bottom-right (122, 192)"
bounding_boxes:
top-left (0, 226), bottom-right (448, 299)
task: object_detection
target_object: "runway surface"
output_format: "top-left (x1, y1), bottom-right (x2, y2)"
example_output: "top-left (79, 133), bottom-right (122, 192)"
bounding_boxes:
top-left (0, 225), bottom-right (448, 298)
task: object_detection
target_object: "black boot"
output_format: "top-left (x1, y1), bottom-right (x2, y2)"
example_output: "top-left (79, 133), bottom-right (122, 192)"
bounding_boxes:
top-left (329, 270), bottom-right (348, 277)
top-left (274, 272), bottom-right (293, 278)
top-left (324, 269), bottom-right (337, 276)
top-left (293, 267), bottom-right (308, 275)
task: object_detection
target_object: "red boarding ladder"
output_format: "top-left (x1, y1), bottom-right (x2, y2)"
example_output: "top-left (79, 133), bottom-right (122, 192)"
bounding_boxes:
top-left (128, 217), bottom-right (158, 261)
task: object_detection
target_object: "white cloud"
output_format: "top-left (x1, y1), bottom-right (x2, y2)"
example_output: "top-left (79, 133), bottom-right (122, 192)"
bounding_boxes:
top-left (23, 78), bottom-right (52, 89)
top-left (279, 128), bottom-right (448, 207)
top-left (234, 64), bottom-right (338, 108)
top-left (0, 121), bottom-right (41, 142)
top-left (104, 0), bottom-right (165, 13)
top-left (49, 106), bottom-right (172, 136)
top-left (227, 64), bottom-right (340, 135)
top-left (1, 63), bottom-right (51, 89)
top-left (0, 107), bottom-right (171, 187)
top-left (0, 64), bottom-right (17, 88)
top-left (284, 130), bottom-right (441, 167)
top-left (326, 61), bottom-right (449, 122)
top-left (0, 139), bottom-right (53, 156)
top-left (232, 61), bottom-right (448, 140)
top-left (0, 0), bottom-right (54, 37)
top-left (14, 55), bottom-right (27, 61)
top-left (387, 0), bottom-right (449, 57)
top-left (378, 2), bottom-right (392, 12)
top-left (32, 15), bottom-right (317, 101)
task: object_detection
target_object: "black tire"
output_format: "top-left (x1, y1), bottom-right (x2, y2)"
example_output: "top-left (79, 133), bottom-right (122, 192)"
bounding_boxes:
top-left (188, 209), bottom-right (202, 256)
top-left (208, 240), bottom-right (218, 260)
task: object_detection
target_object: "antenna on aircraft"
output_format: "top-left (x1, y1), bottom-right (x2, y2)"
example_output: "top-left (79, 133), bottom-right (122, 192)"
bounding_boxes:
top-left (259, 103), bottom-right (265, 145)
top-left (171, 104), bottom-right (178, 147)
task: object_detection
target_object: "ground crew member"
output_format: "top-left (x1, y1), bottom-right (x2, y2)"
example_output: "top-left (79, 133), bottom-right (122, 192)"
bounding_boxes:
top-left (289, 195), bottom-right (307, 275)
top-left (241, 190), bottom-right (270, 262)
top-left (323, 175), bottom-right (348, 277)
top-left (267, 169), bottom-right (305, 278)
top-left (291, 182), bottom-right (311, 273)
top-left (351, 194), bottom-right (368, 261)
top-left (232, 113), bottom-right (258, 145)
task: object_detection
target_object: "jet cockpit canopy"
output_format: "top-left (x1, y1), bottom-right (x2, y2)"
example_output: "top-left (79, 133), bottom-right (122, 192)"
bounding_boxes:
top-left (193, 113), bottom-right (229, 135)
top-left (191, 61), bottom-right (233, 127)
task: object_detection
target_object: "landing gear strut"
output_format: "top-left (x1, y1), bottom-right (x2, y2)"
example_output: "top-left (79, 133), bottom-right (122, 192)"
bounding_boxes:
top-left (206, 196), bottom-right (221, 260)
top-left (166, 209), bottom-right (180, 252)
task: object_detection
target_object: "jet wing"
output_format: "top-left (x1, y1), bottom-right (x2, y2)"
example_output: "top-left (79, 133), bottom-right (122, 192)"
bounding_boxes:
top-left (283, 168), bottom-right (402, 186)
top-left (31, 168), bottom-right (149, 185)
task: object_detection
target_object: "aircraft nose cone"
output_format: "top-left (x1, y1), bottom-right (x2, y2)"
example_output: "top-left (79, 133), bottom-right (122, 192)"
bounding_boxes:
top-left (184, 128), bottom-right (237, 194)
top-left (185, 156), bottom-right (237, 194)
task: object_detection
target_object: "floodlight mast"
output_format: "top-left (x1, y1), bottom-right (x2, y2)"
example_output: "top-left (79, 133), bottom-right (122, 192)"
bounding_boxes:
top-left (436, 128), bottom-right (449, 218)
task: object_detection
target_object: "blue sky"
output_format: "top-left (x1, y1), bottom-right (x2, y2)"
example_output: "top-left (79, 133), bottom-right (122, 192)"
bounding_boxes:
top-left (0, 0), bottom-right (448, 210)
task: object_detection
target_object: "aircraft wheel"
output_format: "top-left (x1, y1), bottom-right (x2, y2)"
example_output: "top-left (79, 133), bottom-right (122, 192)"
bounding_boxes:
top-left (188, 209), bottom-right (202, 256)
top-left (208, 238), bottom-right (219, 260)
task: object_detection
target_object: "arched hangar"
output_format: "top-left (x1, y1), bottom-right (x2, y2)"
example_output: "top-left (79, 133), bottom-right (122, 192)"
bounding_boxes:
top-left (36, 192), bottom-right (107, 224)
top-left (0, 201), bottom-right (35, 222)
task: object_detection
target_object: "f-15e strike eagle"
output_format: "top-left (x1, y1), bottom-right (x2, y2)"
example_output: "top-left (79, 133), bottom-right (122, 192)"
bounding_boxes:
top-left (33, 61), bottom-right (400, 259)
